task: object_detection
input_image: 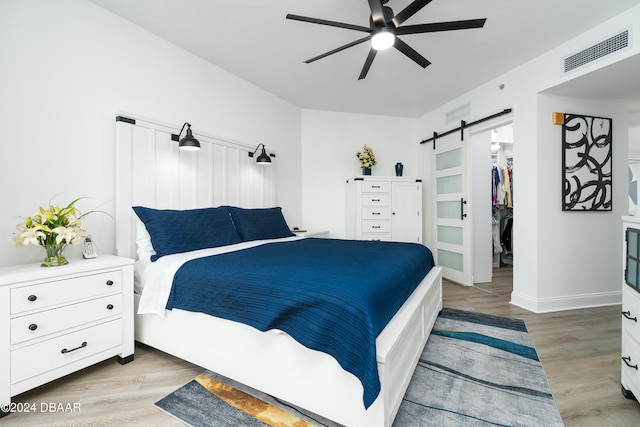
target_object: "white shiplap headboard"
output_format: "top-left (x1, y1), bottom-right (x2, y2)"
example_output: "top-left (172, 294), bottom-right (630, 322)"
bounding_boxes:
top-left (115, 115), bottom-right (276, 259)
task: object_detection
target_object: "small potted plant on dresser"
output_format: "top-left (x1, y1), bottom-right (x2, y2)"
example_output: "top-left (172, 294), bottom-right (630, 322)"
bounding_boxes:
top-left (356, 145), bottom-right (376, 175)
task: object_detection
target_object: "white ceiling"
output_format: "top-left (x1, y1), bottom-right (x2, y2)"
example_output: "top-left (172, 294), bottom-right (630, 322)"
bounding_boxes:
top-left (88, 0), bottom-right (640, 118)
top-left (543, 53), bottom-right (640, 114)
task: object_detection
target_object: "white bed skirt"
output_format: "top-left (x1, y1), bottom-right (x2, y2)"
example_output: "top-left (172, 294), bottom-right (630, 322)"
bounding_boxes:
top-left (134, 266), bottom-right (442, 427)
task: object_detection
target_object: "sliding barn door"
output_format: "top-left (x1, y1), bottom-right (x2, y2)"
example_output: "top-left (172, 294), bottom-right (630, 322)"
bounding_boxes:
top-left (433, 131), bottom-right (473, 286)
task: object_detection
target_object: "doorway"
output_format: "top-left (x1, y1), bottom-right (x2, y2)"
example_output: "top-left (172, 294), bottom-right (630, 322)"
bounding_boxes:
top-left (470, 122), bottom-right (514, 286)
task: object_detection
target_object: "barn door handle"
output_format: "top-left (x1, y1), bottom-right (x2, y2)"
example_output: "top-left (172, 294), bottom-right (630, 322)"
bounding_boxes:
top-left (622, 356), bottom-right (638, 370)
top-left (460, 198), bottom-right (467, 220)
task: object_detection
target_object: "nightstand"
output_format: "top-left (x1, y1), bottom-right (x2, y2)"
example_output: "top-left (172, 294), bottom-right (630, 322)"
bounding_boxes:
top-left (292, 229), bottom-right (330, 238)
top-left (0, 255), bottom-right (134, 418)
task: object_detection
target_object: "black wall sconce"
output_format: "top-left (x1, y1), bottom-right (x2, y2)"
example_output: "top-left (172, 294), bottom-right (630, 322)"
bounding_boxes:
top-left (248, 143), bottom-right (273, 164)
top-left (171, 122), bottom-right (201, 151)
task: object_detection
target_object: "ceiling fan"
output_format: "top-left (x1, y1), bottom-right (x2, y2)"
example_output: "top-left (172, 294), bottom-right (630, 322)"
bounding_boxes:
top-left (286, 0), bottom-right (487, 80)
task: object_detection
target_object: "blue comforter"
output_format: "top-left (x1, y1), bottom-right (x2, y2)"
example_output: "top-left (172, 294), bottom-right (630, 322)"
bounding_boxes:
top-left (166, 238), bottom-right (434, 408)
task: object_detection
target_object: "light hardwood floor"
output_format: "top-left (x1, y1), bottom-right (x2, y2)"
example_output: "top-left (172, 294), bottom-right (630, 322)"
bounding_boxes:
top-left (3, 267), bottom-right (640, 426)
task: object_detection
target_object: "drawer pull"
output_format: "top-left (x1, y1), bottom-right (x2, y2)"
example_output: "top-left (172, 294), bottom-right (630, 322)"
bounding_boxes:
top-left (106, 280), bottom-right (114, 286)
top-left (372, 212), bottom-right (380, 215)
top-left (28, 323), bottom-right (38, 331)
top-left (106, 304), bottom-right (114, 310)
top-left (28, 295), bottom-right (37, 302)
top-left (622, 356), bottom-right (638, 370)
top-left (372, 185), bottom-right (381, 188)
top-left (622, 311), bottom-right (637, 322)
top-left (372, 226), bottom-right (381, 229)
top-left (372, 199), bottom-right (381, 202)
top-left (61, 341), bottom-right (87, 354)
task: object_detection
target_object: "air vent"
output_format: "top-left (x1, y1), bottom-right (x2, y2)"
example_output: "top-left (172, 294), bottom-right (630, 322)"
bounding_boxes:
top-left (445, 102), bottom-right (471, 124)
top-left (564, 29), bottom-right (629, 73)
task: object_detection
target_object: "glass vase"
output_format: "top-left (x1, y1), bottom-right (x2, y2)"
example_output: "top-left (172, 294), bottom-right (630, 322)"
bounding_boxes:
top-left (41, 242), bottom-right (69, 267)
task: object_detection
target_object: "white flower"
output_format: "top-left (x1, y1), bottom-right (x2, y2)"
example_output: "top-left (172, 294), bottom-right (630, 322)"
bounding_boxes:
top-left (52, 226), bottom-right (78, 244)
top-left (14, 226), bottom-right (45, 247)
top-left (13, 197), bottom-right (104, 249)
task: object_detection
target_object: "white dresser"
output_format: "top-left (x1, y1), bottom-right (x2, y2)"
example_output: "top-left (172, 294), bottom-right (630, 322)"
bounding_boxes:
top-left (0, 255), bottom-right (134, 416)
top-left (622, 217), bottom-right (640, 402)
top-left (346, 176), bottom-right (423, 243)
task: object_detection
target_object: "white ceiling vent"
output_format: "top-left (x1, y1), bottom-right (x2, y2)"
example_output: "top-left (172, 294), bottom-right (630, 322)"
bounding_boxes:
top-left (563, 29), bottom-right (630, 73)
top-left (445, 102), bottom-right (471, 124)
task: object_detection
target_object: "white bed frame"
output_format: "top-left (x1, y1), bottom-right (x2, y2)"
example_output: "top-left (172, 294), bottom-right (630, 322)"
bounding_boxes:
top-left (115, 115), bottom-right (443, 426)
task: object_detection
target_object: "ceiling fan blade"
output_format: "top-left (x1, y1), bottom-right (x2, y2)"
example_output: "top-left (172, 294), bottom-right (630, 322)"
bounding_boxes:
top-left (393, 38), bottom-right (431, 68)
top-left (392, 0), bottom-right (433, 27)
top-left (396, 18), bottom-right (487, 35)
top-left (286, 14), bottom-right (370, 33)
top-left (304, 36), bottom-right (371, 64)
top-left (367, 0), bottom-right (386, 26)
top-left (358, 48), bottom-right (378, 80)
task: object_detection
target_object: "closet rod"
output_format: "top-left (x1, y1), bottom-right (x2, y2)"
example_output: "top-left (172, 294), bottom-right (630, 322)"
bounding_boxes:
top-left (419, 108), bottom-right (513, 149)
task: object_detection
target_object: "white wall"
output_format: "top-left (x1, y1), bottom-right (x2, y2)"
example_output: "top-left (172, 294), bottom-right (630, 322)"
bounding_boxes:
top-left (532, 96), bottom-right (627, 310)
top-left (300, 110), bottom-right (418, 237)
top-left (0, 0), bottom-right (302, 267)
top-left (630, 126), bottom-right (640, 158)
top-left (417, 5), bottom-right (640, 312)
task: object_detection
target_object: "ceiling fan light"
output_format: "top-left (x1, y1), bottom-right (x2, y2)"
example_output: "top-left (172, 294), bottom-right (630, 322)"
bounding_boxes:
top-left (371, 29), bottom-right (395, 50)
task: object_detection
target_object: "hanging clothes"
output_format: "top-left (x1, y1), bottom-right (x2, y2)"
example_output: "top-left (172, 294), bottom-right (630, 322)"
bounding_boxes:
top-left (492, 207), bottom-right (501, 254)
top-left (502, 164), bottom-right (512, 208)
top-left (492, 160), bottom-right (514, 265)
top-left (501, 212), bottom-right (513, 252)
top-left (492, 163), bottom-right (513, 208)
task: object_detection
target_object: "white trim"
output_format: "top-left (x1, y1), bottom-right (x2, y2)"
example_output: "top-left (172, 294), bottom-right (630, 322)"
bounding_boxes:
top-left (511, 290), bottom-right (621, 313)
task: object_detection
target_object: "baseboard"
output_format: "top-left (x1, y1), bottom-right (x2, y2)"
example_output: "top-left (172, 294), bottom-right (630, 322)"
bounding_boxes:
top-left (510, 290), bottom-right (621, 313)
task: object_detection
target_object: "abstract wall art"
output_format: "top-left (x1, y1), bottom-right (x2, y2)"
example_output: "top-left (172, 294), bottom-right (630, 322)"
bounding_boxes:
top-left (562, 113), bottom-right (612, 211)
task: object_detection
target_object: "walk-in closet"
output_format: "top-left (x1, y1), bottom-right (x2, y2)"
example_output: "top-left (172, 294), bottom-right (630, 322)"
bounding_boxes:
top-left (469, 122), bottom-right (513, 285)
top-left (491, 125), bottom-right (513, 268)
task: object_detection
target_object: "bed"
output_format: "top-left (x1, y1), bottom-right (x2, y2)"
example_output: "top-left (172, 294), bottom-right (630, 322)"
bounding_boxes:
top-left (114, 116), bottom-right (443, 427)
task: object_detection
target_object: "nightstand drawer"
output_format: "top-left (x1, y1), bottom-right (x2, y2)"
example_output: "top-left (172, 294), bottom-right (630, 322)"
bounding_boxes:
top-left (622, 287), bottom-right (640, 343)
top-left (362, 207), bottom-right (390, 219)
top-left (361, 194), bottom-right (390, 206)
top-left (11, 270), bottom-right (122, 314)
top-left (11, 319), bottom-right (123, 384)
top-left (362, 181), bottom-right (390, 193)
top-left (622, 330), bottom-right (640, 397)
top-left (11, 294), bottom-right (123, 345)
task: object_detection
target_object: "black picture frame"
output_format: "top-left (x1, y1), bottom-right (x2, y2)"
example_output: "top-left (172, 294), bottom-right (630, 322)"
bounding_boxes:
top-left (562, 113), bottom-right (612, 211)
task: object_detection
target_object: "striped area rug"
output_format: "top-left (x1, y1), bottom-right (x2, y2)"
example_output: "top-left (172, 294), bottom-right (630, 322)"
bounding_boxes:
top-left (155, 308), bottom-right (563, 426)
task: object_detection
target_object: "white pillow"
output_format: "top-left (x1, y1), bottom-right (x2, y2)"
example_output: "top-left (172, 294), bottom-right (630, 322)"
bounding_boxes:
top-left (133, 217), bottom-right (156, 294)
top-left (135, 216), bottom-right (156, 261)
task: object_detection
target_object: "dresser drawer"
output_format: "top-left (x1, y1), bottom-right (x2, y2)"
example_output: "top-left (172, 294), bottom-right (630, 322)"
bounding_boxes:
top-left (361, 194), bottom-right (390, 206)
top-left (11, 270), bottom-right (123, 314)
top-left (11, 319), bottom-right (123, 384)
top-left (11, 294), bottom-right (123, 345)
top-left (622, 287), bottom-right (640, 343)
top-left (361, 233), bottom-right (391, 241)
top-left (362, 181), bottom-right (390, 193)
top-left (362, 207), bottom-right (390, 219)
top-left (622, 330), bottom-right (640, 397)
top-left (362, 220), bottom-right (390, 233)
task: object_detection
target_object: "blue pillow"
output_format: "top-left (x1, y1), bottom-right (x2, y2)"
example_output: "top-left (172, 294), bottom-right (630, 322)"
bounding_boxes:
top-left (132, 206), bottom-right (242, 261)
top-left (228, 206), bottom-right (294, 241)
